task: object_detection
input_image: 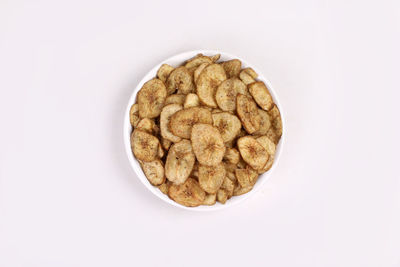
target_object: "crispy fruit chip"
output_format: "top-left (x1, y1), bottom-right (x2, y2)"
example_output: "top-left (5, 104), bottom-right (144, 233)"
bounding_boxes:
top-left (184, 54), bottom-right (213, 69)
top-left (129, 104), bottom-right (140, 127)
top-left (131, 130), bottom-right (160, 162)
top-left (256, 136), bottom-right (276, 173)
top-left (161, 137), bottom-right (172, 150)
top-left (198, 163), bottom-right (225, 194)
top-left (236, 94), bottom-right (261, 134)
top-left (196, 64), bottom-right (227, 107)
top-left (237, 136), bottom-right (269, 170)
top-left (191, 124), bottom-right (226, 166)
top-left (221, 59), bottom-right (241, 78)
top-left (215, 78), bottom-right (247, 111)
top-left (158, 181), bottom-right (170, 195)
top-left (169, 107), bottom-right (212, 139)
top-left (217, 189), bottom-right (228, 204)
top-left (160, 104), bottom-right (183, 143)
top-left (193, 63), bottom-right (209, 83)
top-left (233, 185), bottom-right (253, 196)
top-left (249, 82), bottom-right (274, 111)
top-left (165, 140), bottom-right (195, 185)
top-left (157, 64), bottom-right (174, 83)
top-left (157, 144), bottom-right (164, 158)
top-left (203, 193), bottom-right (217, 205)
top-left (253, 109), bottom-right (271, 135)
top-left (168, 178), bottom-right (206, 207)
top-left (165, 94), bottom-right (186, 105)
top-left (223, 148), bottom-right (240, 164)
top-left (212, 112), bottom-right (242, 143)
top-left (166, 66), bottom-right (194, 95)
top-left (239, 68), bottom-right (257, 85)
top-left (268, 104), bottom-right (282, 143)
top-left (136, 118), bottom-right (157, 134)
top-left (137, 78), bottom-right (167, 119)
top-left (235, 166), bottom-right (258, 188)
top-left (221, 176), bottom-right (235, 198)
top-left (141, 159), bottom-right (165, 186)
top-left (184, 93), bottom-right (200, 108)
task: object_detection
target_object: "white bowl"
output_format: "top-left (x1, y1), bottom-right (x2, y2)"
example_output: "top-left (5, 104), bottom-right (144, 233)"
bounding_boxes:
top-left (123, 50), bottom-right (285, 211)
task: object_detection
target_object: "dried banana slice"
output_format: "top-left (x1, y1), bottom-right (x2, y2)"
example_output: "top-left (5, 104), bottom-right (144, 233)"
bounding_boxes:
top-left (168, 178), bottom-right (205, 207)
top-left (165, 94), bottom-right (186, 105)
top-left (217, 189), bottom-right (228, 204)
top-left (237, 136), bottom-right (269, 170)
top-left (253, 109), bottom-right (271, 135)
top-left (223, 148), bottom-right (240, 164)
top-left (129, 103), bottom-right (140, 127)
top-left (212, 112), bottom-right (242, 143)
top-left (136, 118), bottom-right (157, 134)
top-left (233, 185), bottom-right (253, 196)
top-left (203, 193), bottom-right (217, 205)
top-left (236, 94), bottom-right (261, 134)
top-left (235, 166), bottom-right (258, 188)
top-left (221, 59), bottom-right (241, 78)
top-left (131, 130), bottom-right (160, 162)
top-left (221, 176), bottom-right (235, 198)
top-left (169, 107), bottom-right (212, 139)
top-left (161, 137), bottom-right (172, 150)
top-left (193, 63), bottom-right (209, 83)
top-left (137, 78), bottom-right (167, 119)
top-left (215, 78), bottom-right (247, 112)
top-left (210, 54), bottom-right (221, 62)
top-left (157, 64), bottom-right (174, 83)
top-left (141, 159), bottom-right (165, 186)
top-left (198, 163), bottom-right (226, 194)
top-left (166, 66), bottom-right (194, 95)
top-left (196, 64), bottom-right (227, 107)
top-left (191, 123), bottom-right (226, 166)
top-left (248, 81), bottom-right (273, 111)
top-left (239, 68), bottom-right (257, 85)
top-left (158, 181), bottom-right (170, 195)
top-left (160, 104), bottom-right (183, 143)
top-left (184, 53), bottom-right (213, 69)
top-left (183, 93), bottom-right (200, 108)
top-left (165, 140), bottom-right (196, 185)
top-left (256, 136), bottom-right (276, 173)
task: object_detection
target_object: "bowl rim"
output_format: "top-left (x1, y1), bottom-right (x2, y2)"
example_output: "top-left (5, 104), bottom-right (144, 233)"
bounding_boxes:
top-left (123, 50), bottom-right (285, 211)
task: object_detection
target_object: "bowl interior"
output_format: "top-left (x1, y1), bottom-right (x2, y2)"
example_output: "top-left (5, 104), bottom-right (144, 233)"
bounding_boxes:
top-left (124, 50), bottom-right (285, 211)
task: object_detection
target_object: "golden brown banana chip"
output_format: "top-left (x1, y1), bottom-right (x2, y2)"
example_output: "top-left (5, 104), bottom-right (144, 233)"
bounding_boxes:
top-left (235, 166), bottom-right (258, 188)
top-left (191, 123), bottom-right (226, 166)
top-left (161, 137), bottom-right (172, 150)
top-left (233, 185), bottom-right (253, 196)
top-left (253, 109), bottom-right (271, 135)
top-left (256, 136), bottom-right (276, 173)
top-left (210, 54), bottom-right (221, 62)
top-left (168, 178), bottom-right (205, 207)
top-left (184, 53), bottom-right (213, 69)
top-left (221, 176), bottom-right (235, 198)
top-left (217, 189), bottom-right (228, 204)
top-left (183, 93), bottom-right (200, 108)
top-left (237, 157), bottom-right (247, 169)
top-left (157, 64), bottom-right (174, 83)
top-left (136, 118), bottom-right (157, 134)
top-left (165, 140), bottom-right (195, 185)
top-left (268, 105), bottom-right (282, 142)
top-left (193, 63), bottom-right (209, 83)
top-left (196, 64), bottom-right (227, 107)
top-left (215, 78), bottom-right (247, 112)
top-left (129, 104), bottom-right (140, 127)
top-left (221, 59), bottom-right (241, 78)
top-left (226, 171), bottom-right (237, 182)
top-left (157, 143), bottom-right (164, 158)
top-left (166, 66), bottom-right (194, 95)
top-left (266, 127), bottom-right (280, 144)
top-left (223, 148), bottom-right (240, 164)
top-left (225, 162), bottom-right (237, 173)
top-left (131, 130), bottom-right (160, 162)
top-left (239, 68), bottom-right (257, 85)
top-left (169, 107), bottom-right (212, 139)
top-left (160, 104), bottom-right (183, 143)
top-left (198, 163), bottom-right (225, 194)
top-left (141, 159), bottom-right (165, 186)
top-left (248, 82), bottom-right (273, 111)
top-left (269, 104), bottom-right (281, 120)
top-left (165, 94), bottom-right (186, 105)
top-left (137, 78), bottom-right (167, 119)
top-left (237, 136), bottom-right (269, 170)
top-left (158, 181), bottom-right (170, 195)
top-left (236, 94), bottom-right (261, 134)
top-left (203, 193), bottom-right (217, 205)
top-left (212, 112), bottom-right (242, 143)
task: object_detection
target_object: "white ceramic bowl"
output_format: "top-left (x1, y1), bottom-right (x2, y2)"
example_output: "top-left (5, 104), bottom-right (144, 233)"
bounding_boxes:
top-left (124, 50), bottom-right (285, 211)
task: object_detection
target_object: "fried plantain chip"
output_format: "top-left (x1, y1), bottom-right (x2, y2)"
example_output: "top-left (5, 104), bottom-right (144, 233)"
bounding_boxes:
top-left (193, 63), bottom-right (209, 83)
top-left (223, 148), bottom-right (240, 164)
top-left (137, 78), bottom-right (167, 119)
top-left (157, 64), bottom-right (174, 83)
top-left (256, 135), bottom-right (276, 173)
top-left (233, 185), bottom-right (253, 196)
top-left (221, 59), bottom-right (242, 78)
top-left (239, 68), bottom-right (257, 85)
top-left (236, 94), bottom-right (261, 134)
top-left (184, 53), bottom-right (213, 69)
top-left (129, 103), bottom-right (140, 127)
top-left (198, 163), bottom-right (225, 194)
top-left (161, 137), bottom-right (172, 150)
top-left (253, 109), bottom-right (271, 135)
top-left (136, 118), bottom-right (157, 134)
top-left (203, 193), bottom-right (217, 205)
top-left (248, 81), bottom-right (273, 111)
top-left (160, 104), bottom-right (183, 143)
top-left (235, 165), bottom-right (258, 188)
top-left (165, 140), bottom-right (196, 185)
top-left (169, 107), bottom-right (212, 139)
top-left (196, 64), bottom-right (227, 107)
top-left (221, 176), bottom-right (235, 198)
top-left (168, 178), bottom-right (205, 207)
top-left (141, 159), bottom-right (165, 186)
top-left (237, 136), bottom-right (269, 170)
top-left (166, 66), bottom-right (194, 95)
top-left (215, 78), bottom-right (247, 112)
top-left (131, 130), bottom-right (160, 162)
top-left (158, 181), bottom-right (170, 195)
top-left (183, 93), bottom-right (200, 108)
top-left (212, 112), bottom-right (242, 143)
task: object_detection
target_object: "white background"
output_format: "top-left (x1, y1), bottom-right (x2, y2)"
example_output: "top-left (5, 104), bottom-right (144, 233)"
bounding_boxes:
top-left (1, 0), bottom-right (399, 266)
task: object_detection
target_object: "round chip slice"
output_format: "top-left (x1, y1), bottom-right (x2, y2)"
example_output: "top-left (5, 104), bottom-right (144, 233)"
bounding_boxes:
top-left (131, 130), bottom-right (160, 162)
top-left (136, 118), bottom-right (157, 134)
top-left (169, 107), bottom-right (212, 139)
top-left (191, 123), bottom-right (226, 166)
top-left (256, 136), bottom-right (276, 173)
top-left (157, 64), bottom-right (174, 83)
top-left (221, 59), bottom-right (241, 78)
top-left (221, 176), bottom-right (235, 198)
top-left (235, 166), bottom-right (258, 188)
top-left (166, 66), bottom-right (194, 95)
top-left (198, 163), bottom-right (225, 194)
top-left (137, 78), bottom-right (167, 119)
top-left (165, 94), bottom-right (186, 105)
top-left (203, 193), bottom-right (217, 205)
top-left (253, 109), bottom-right (271, 135)
top-left (223, 148), bottom-right (240, 164)
top-left (168, 178), bottom-right (206, 207)
top-left (215, 78), bottom-right (247, 112)
top-left (237, 136), bottom-right (269, 170)
top-left (236, 94), bottom-right (261, 134)
top-left (196, 64), bottom-right (227, 107)
top-left (248, 81), bottom-right (274, 111)
top-left (141, 159), bottom-right (165, 186)
top-left (165, 140), bottom-right (196, 185)
top-left (184, 93), bottom-right (200, 108)
top-left (184, 54), bottom-right (213, 69)
top-left (129, 103), bottom-right (140, 127)
top-left (239, 68), bottom-right (257, 85)
top-left (217, 189), bottom-right (228, 204)
top-left (160, 104), bottom-right (183, 143)
top-left (193, 63), bottom-right (209, 83)
top-left (212, 112), bottom-right (242, 143)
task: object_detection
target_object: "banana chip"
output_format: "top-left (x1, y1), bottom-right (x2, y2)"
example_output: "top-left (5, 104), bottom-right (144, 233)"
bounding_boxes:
top-left (221, 59), bottom-right (241, 78)
top-left (136, 118), bottom-right (157, 134)
top-left (169, 107), bottom-right (212, 139)
top-left (256, 136), bottom-right (276, 173)
top-left (198, 163), bottom-right (225, 194)
top-left (237, 136), bottom-right (269, 170)
top-left (203, 193), bottom-right (217, 205)
top-left (184, 53), bottom-right (213, 69)
top-left (168, 178), bottom-right (206, 207)
top-left (183, 93), bottom-right (200, 108)
top-left (268, 105), bottom-right (282, 143)
top-left (196, 64), bottom-right (227, 107)
top-left (236, 94), bottom-right (261, 134)
top-left (138, 78), bottom-right (167, 119)
top-left (217, 189), bottom-right (228, 204)
top-left (210, 54), bottom-right (221, 62)
top-left (160, 104), bottom-right (183, 143)
top-left (239, 68), bottom-right (257, 85)
top-left (141, 159), bottom-right (165, 186)
top-left (193, 63), bottom-right (209, 83)
top-left (131, 130), bottom-right (160, 162)
top-left (157, 64), bottom-right (174, 83)
top-left (165, 94), bottom-right (186, 105)
top-left (166, 66), bottom-right (194, 95)
top-left (233, 185), bottom-right (253, 196)
top-left (129, 104), bottom-right (140, 127)
top-left (221, 176), bottom-right (235, 198)
top-left (253, 109), bottom-right (271, 135)
top-left (191, 124), bottom-right (225, 166)
top-left (223, 148), bottom-right (240, 164)
top-left (249, 81), bottom-right (273, 111)
top-left (235, 166), bottom-right (258, 188)
top-left (212, 112), bottom-right (242, 143)
top-left (165, 140), bottom-right (195, 185)
top-left (158, 181), bottom-right (170, 195)
top-left (161, 137), bottom-right (172, 150)
top-left (215, 78), bottom-right (247, 112)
